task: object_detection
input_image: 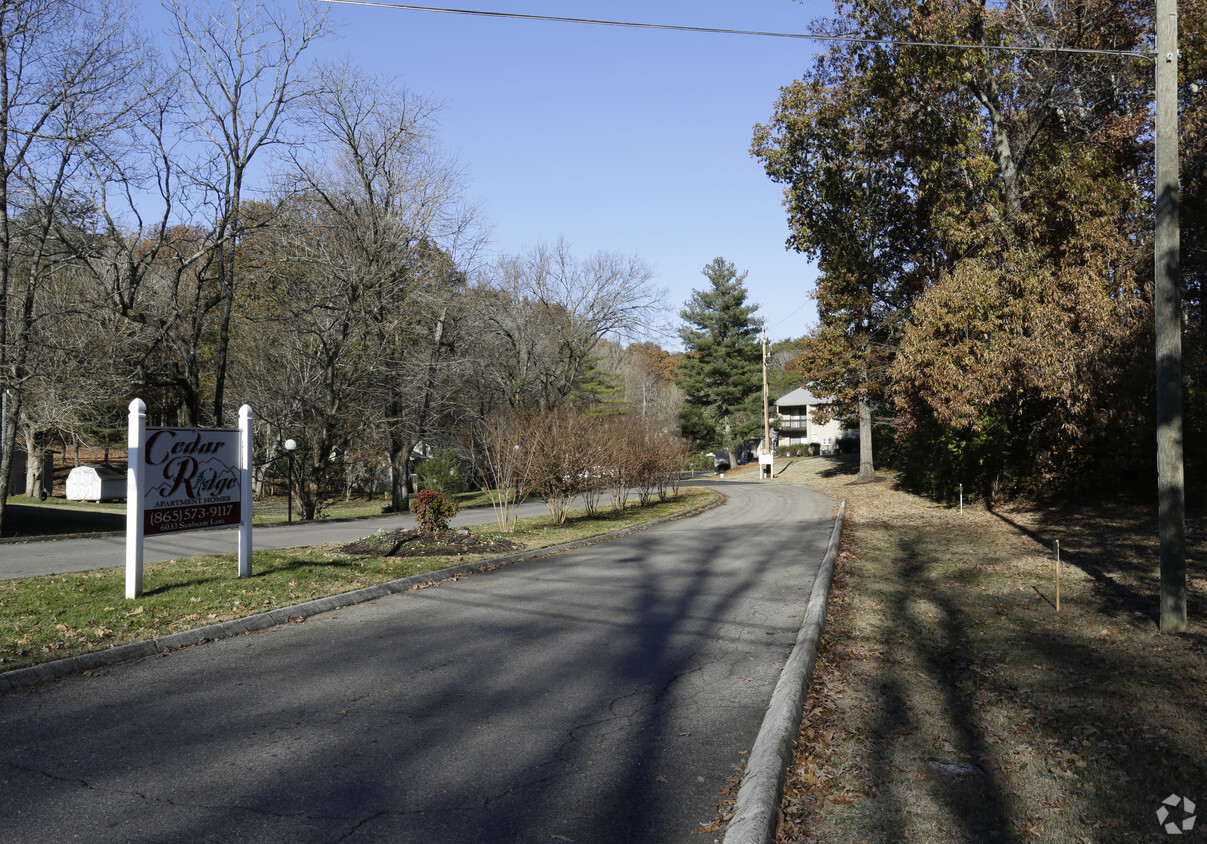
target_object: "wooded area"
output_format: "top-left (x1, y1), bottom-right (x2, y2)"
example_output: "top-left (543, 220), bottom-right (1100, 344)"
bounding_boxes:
top-left (754, 0), bottom-right (1207, 505)
top-left (3, 0), bottom-right (1204, 536)
top-left (0, 0), bottom-right (681, 530)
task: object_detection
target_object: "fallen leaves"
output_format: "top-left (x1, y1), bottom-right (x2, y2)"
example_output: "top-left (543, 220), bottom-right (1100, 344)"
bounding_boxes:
top-left (763, 460), bottom-right (1207, 843)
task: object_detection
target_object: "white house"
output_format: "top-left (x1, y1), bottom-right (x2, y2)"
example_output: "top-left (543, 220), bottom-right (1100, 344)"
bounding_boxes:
top-left (774, 387), bottom-right (856, 455)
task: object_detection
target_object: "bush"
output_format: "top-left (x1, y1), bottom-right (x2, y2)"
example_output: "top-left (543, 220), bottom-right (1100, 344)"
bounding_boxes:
top-left (686, 452), bottom-right (713, 472)
top-left (412, 488), bottom-right (459, 532)
top-left (416, 447), bottom-right (465, 496)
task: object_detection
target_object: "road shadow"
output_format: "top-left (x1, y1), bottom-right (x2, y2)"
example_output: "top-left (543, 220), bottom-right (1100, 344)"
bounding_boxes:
top-left (0, 484), bottom-right (838, 843)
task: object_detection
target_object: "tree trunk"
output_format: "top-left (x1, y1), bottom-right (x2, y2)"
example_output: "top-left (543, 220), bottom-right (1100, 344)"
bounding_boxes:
top-left (22, 428), bottom-right (44, 499)
top-left (210, 196), bottom-right (238, 427)
top-left (0, 28), bottom-right (11, 536)
top-left (856, 396), bottom-right (875, 484)
top-left (0, 395), bottom-right (12, 532)
top-left (211, 283), bottom-right (235, 426)
top-left (970, 73), bottom-right (1021, 231)
top-left (385, 429), bottom-right (412, 513)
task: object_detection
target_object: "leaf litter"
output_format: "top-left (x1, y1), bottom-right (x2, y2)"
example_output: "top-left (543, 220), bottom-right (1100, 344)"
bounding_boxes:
top-left (704, 457), bottom-right (1206, 843)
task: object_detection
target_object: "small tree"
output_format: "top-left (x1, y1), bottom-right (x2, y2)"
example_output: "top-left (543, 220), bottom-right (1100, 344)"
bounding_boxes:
top-left (467, 408), bottom-right (535, 531)
top-left (526, 407), bottom-right (593, 525)
top-left (416, 447), bottom-right (465, 496)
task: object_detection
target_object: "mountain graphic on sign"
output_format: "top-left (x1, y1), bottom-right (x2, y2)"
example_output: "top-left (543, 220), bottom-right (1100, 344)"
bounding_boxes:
top-left (144, 455), bottom-right (241, 503)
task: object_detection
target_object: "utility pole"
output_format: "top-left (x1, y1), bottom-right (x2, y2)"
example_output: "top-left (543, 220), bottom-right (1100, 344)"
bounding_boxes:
top-left (760, 330), bottom-right (773, 480)
top-left (1155, 0), bottom-right (1186, 631)
top-left (762, 330), bottom-right (771, 450)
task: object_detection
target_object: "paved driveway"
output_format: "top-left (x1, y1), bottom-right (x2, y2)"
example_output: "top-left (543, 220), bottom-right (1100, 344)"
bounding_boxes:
top-left (0, 480), bottom-right (835, 843)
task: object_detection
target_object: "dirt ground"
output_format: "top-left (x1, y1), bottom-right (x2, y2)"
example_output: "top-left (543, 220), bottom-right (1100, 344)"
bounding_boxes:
top-left (754, 456), bottom-right (1206, 843)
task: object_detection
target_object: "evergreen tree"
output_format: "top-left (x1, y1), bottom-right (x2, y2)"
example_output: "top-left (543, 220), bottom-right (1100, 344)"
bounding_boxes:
top-left (676, 258), bottom-right (764, 453)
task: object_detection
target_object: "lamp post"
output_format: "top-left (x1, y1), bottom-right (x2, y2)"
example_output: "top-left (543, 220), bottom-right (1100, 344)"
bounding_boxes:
top-left (284, 439), bottom-right (297, 523)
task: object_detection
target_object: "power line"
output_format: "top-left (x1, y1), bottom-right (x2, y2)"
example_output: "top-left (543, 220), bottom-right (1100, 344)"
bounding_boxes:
top-left (319, 1), bottom-right (1151, 340)
top-left (769, 300), bottom-right (811, 331)
top-left (318, 0), bottom-right (1153, 63)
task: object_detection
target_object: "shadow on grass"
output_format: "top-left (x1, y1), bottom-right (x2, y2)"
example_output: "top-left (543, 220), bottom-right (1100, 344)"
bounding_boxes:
top-left (853, 507), bottom-right (1207, 840)
top-left (864, 534), bottom-right (1015, 841)
top-left (3, 503), bottom-right (124, 538)
top-left (140, 554), bottom-right (366, 596)
top-left (262, 555), bottom-right (363, 574)
top-left (987, 503), bottom-right (1207, 629)
top-left (816, 454), bottom-right (861, 480)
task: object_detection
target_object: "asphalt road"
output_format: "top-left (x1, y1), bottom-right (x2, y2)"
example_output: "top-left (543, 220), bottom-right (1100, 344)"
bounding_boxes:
top-left (0, 498), bottom-right (559, 581)
top-left (0, 480), bottom-right (836, 843)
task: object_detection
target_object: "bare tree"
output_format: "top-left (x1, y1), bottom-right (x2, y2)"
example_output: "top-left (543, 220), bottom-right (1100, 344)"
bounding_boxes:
top-left (0, 0), bottom-right (152, 529)
top-left (525, 407), bottom-right (595, 524)
top-left (166, 0), bottom-right (330, 426)
top-left (466, 408), bottom-right (536, 531)
top-left (230, 190), bottom-right (380, 520)
top-left (231, 63), bottom-right (481, 516)
top-left (481, 239), bottom-right (667, 409)
top-left (597, 339), bottom-right (683, 423)
top-left (277, 61), bottom-right (484, 512)
top-left (7, 256), bottom-right (131, 497)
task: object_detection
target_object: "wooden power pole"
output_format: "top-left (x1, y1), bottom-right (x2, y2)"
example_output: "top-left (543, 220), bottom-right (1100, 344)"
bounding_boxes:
top-left (762, 331), bottom-right (771, 452)
top-left (1155, 0), bottom-right (1186, 632)
top-left (760, 330), bottom-right (773, 480)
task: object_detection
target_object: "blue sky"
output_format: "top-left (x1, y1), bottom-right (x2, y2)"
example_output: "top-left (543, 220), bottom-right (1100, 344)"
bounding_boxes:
top-left (141, 0), bottom-right (834, 347)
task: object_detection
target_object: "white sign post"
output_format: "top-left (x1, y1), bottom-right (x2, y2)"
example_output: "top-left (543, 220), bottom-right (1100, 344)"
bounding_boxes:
top-left (126, 399), bottom-right (146, 599)
top-left (125, 399), bottom-right (254, 598)
top-left (238, 404), bottom-right (253, 578)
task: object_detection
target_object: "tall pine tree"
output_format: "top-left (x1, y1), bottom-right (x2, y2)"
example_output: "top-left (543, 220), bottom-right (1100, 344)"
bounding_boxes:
top-left (676, 258), bottom-right (763, 454)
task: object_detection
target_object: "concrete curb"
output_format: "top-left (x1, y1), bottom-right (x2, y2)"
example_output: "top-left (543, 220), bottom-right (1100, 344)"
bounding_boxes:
top-left (722, 498), bottom-right (846, 844)
top-left (0, 493), bottom-right (722, 694)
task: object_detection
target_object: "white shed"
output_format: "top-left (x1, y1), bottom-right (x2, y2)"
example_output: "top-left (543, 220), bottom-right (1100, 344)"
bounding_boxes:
top-left (65, 464), bottom-right (127, 502)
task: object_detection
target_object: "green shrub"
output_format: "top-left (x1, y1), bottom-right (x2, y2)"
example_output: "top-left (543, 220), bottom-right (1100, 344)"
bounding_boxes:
top-left (685, 452), bottom-right (713, 472)
top-left (412, 488), bottom-right (460, 532)
top-left (416, 447), bottom-right (465, 496)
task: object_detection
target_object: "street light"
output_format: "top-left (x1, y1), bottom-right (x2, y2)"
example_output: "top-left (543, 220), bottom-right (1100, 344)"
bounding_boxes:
top-left (284, 439), bottom-right (297, 523)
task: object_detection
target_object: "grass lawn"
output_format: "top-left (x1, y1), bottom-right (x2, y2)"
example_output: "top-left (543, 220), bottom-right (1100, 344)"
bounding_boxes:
top-left (0, 487), bottom-right (716, 674)
top-left (765, 458), bottom-right (1206, 843)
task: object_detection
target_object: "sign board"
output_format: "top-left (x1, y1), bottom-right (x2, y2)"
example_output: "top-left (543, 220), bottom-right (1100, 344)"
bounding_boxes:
top-left (142, 427), bottom-right (242, 534)
top-left (126, 400), bottom-right (254, 598)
